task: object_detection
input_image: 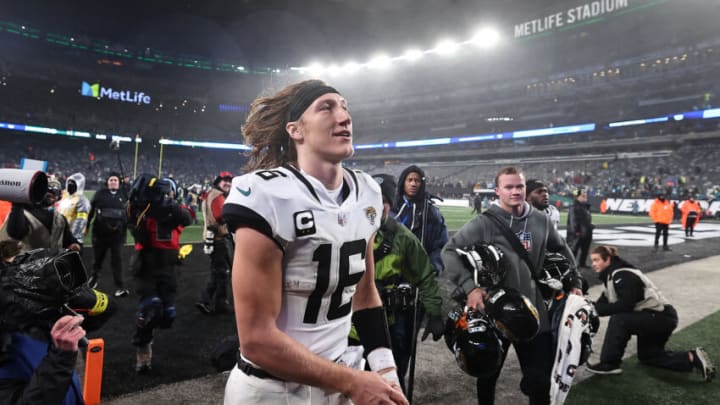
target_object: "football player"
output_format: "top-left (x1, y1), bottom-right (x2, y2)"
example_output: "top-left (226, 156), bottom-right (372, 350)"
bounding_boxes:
top-left (222, 80), bottom-right (408, 405)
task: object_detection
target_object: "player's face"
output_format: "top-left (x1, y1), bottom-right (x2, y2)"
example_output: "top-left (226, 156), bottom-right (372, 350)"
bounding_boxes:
top-left (590, 253), bottom-right (610, 273)
top-left (404, 172), bottom-right (422, 198)
top-left (496, 174), bottom-right (525, 211)
top-left (294, 93), bottom-right (353, 164)
top-left (527, 186), bottom-right (549, 210)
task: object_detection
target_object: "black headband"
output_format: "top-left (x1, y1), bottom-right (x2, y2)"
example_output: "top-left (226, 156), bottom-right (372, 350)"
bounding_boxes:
top-left (286, 83), bottom-right (339, 123)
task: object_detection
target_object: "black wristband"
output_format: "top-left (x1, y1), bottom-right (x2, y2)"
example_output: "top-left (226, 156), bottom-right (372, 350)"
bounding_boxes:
top-left (352, 306), bottom-right (392, 353)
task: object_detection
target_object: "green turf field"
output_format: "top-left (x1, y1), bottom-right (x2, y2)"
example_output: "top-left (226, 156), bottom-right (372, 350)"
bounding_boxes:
top-left (566, 310), bottom-right (720, 405)
top-left (439, 206), bottom-right (653, 232)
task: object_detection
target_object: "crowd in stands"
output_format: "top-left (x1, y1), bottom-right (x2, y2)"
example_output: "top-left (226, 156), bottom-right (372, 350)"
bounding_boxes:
top-left (0, 132), bottom-right (247, 190)
top-left (4, 126), bottom-right (719, 206)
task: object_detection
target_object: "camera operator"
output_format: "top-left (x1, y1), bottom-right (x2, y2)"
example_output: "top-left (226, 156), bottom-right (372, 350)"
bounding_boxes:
top-left (0, 249), bottom-right (116, 405)
top-left (58, 173), bottom-right (91, 249)
top-left (0, 179), bottom-right (81, 252)
top-left (87, 172), bottom-right (128, 296)
top-left (128, 176), bottom-right (191, 373)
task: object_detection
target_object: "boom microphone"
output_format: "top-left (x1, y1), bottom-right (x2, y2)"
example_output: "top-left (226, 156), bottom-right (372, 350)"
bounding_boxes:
top-left (0, 169), bottom-right (49, 205)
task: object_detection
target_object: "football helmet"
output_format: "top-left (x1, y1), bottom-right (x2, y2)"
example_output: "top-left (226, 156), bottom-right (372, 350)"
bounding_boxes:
top-left (577, 304), bottom-right (600, 365)
top-left (454, 242), bottom-right (506, 288)
top-left (484, 287), bottom-right (540, 342)
top-left (538, 252), bottom-right (574, 298)
top-left (445, 307), bottom-right (504, 378)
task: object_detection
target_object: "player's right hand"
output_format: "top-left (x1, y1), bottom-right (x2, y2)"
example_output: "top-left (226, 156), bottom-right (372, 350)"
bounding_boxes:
top-left (347, 369), bottom-right (409, 405)
top-left (466, 287), bottom-right (488, 311)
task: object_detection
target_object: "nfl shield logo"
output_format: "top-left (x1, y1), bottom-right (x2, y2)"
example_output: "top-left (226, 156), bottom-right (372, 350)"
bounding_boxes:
top-left (516, 231), bottom-right (532, 251)
top-left (338, 212), bottom-right (348, 226)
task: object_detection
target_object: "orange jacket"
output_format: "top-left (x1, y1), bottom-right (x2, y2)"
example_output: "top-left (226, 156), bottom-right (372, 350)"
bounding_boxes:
top-left (0, 200), bottom-right (10, 229)
top-left (680, 200), bottom-right (702, 228)
top-left (649, 198), bottom-right (673, 224)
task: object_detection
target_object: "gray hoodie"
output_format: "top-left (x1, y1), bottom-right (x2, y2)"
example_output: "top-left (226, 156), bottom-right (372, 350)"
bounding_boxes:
top-left (441, 201), bottom-right (577, 331)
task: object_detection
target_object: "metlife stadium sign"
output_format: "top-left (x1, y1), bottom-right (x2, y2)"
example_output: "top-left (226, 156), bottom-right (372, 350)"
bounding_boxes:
top-left (514, 0), bottom-right (634, 39)
top-left (80, 81), bottom-right (152, 104)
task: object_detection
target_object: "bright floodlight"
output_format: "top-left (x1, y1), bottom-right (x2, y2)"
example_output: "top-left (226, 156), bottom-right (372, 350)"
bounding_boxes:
top-left (402, 48), bottom-right (423, 62)
top-left (326, 64), bottom-right (341, 76)
top-left (368, 54), bottom-right (391, 69)
top-left (306, 63), bottom-right (325, 76)
top-left (342, 62), bottom-right (362, 73)
top-left (434, 39), bottom-right (459, 55)
top-left (471, 28), bottom-right (500, 48)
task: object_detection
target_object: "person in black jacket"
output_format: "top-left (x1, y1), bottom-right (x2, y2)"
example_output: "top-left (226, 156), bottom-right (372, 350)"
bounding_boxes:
top-left (87, 172), bottom-right (129, 296)
top-left (585, 245), bottom-right (716, 381)
top-left (393, 165), bottom-right (448, 275)
top-left (566, 188), bottom-right (593, 268)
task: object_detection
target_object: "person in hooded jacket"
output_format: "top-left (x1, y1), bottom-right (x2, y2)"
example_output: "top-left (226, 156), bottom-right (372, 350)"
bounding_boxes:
top-left (393, 166), bottom-right (448, 275)
top-left (58, 173), bottom-right (91, 249)
top-left (586, 245), bottom-right (715, 381)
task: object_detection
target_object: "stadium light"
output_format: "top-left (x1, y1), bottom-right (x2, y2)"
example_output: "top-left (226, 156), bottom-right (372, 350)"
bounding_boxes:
top-left (326, 64), bottom-right (341, 76)
top-left (305, 62), bottom-right (325, 75)
top-left (433, 39), bottom-right (459, 55)
top-left (401, 48), bottom-right (423, 62)
top-left (367, 54), bottom-right (391, 69)
top-left (470, 28), bottom-right (500, 48)
top-left (342, 61), bottom-right (362, 73)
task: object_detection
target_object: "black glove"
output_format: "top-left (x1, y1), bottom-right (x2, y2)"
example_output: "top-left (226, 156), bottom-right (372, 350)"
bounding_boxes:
top-left (421, 315), bottom-right (446, 342)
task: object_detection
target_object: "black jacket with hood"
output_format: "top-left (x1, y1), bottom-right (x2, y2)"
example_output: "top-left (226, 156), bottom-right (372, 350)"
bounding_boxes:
top-left (393, 166), bottom-right (448, 275)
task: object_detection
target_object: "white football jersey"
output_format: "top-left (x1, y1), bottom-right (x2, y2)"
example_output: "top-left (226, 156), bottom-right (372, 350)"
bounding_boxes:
top-left (545, 205), bottom-right (560, 230)
top-left (223, 165), bottom-right (382, 361)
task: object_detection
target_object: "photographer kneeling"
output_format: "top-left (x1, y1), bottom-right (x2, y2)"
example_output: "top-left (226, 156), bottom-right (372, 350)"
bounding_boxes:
top-left (0, 248), bottom-right (116, 405)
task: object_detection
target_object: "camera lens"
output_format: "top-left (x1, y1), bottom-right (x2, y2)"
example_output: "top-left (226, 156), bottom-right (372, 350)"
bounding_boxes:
top-left (54, 256), bottom-right (76, 291)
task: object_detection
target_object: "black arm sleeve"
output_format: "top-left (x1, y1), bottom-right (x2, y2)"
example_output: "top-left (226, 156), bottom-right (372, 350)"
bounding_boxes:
top-left (0, 346), bottom-right (78, 405)
top-left (352, 307), bottom-right (392, 353)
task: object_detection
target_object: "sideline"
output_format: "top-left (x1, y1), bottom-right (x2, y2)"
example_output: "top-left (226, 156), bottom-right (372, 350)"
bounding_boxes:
top-left (103, 255), bottom-right (720, 404)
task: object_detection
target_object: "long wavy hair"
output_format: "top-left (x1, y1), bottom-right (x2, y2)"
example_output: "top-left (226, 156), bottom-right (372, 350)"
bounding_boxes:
top-left (242, 80), bottom-right (328, 171)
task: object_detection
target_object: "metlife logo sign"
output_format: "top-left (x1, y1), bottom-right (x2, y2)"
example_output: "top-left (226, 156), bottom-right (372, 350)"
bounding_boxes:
top-left (80, 81), bottom-right (152, 104)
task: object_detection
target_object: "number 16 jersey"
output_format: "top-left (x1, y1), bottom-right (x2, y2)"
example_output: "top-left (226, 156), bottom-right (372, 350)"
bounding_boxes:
top-left (223, 165), bottom-right (383, 361)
